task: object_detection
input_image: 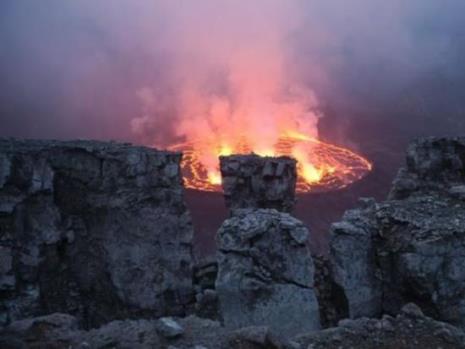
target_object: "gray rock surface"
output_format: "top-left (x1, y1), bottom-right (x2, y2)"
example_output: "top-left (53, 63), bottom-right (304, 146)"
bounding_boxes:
top-left (330, 137), bottom-right (465, 328)
top-left (224, 326), bottom-right (287, 349)
top-left (157, 317), bottom-right (185, 339)
top-left (389, 137), bottom-right (465, 199)
top-left (0, 139), bottom-right (194, 328)
top-left (220, 154), bottom-right (297, 212)
top-left (0, 314), bottom-right (226, 349)
top-left (3, 304), bottom-right (465, 349)
top-left (329, 199), bottom-right (383, 319)
top-left (296, 303), bottom-right (465, 349)
top-left (215, 209), bottom-right (320, 336)
top-left (0, 313), bottom-right (80, 348)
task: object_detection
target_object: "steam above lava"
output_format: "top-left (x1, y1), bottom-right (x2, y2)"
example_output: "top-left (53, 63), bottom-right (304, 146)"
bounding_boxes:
top-left (131, 1), bottom-right (372, 190)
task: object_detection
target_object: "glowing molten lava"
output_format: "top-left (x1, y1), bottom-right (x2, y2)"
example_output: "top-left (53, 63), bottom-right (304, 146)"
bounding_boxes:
top-left (170, 132), bottom-right (372, 193)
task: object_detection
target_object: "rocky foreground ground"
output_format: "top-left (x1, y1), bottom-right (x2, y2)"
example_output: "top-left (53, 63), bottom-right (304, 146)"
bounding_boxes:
top-left (1, 137), bottom-right (465, 348)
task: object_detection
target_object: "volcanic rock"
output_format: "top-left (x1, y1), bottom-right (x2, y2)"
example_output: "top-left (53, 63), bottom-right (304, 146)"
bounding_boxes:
top-left (220, 154), bottom-right (297, 212)
top-left (3, 304), bottom-right (465, 349)
top-left (312, 254), bottom-right (348, 328)
top-left (215, 208), bottom-right (320, 336)
top-left (156, 317), bottom-right (185, 338)
top-left (329, 199), bottom-right (383, 319)
top-left (193, 256), bottom-right (218, 292)
top-left (224, 326), bottom-right (286, 349)
top-left (295, 303), bottom-right (465, 349)
top-left (193, 257), bottom-right (219, 320)
top-left (0, 314), bottom-right (227, 349)
top-left (0, 313), bottom-right (79, 348)
top-left (389, 137), bottom-right (465, 199)
top-left (0, 139), bottom-right (194, 328)
top-left (330, 137), bottom-right (465, 328)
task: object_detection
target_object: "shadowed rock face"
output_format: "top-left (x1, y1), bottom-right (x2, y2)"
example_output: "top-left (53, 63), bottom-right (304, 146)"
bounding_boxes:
top-left (0, 139), bottom-right (194, 328)
top-left (331, 137), bottom-right (465, 328)
top-left (220, 154), bottom-right (297, 212)
top-left (215, 209), bottom-right (321, 336)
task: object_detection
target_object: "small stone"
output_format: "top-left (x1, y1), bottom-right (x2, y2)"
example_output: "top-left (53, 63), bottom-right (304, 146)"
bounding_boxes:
top-left (156, 317), bottom-right (184, 338)
top-left (449, 185), bottom-right (465, 200)
top-left (401, 303), bottom-right (424, 318)
top-left (338, 319), bottom-right (353, 328)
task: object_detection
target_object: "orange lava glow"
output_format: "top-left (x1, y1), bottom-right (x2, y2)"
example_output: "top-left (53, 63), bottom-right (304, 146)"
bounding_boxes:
top-left (169, 132), bottom-right (372, 193)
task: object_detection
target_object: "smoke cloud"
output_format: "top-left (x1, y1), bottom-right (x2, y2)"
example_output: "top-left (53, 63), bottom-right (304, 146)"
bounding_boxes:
top-left (0, 0), bottom-right (464, 145)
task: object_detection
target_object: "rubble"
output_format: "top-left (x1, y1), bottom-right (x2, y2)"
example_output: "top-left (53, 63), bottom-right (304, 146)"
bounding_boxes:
top-left (296, 303), bottom-right (465, 349)
top-left (2, 304), bottom-right (464, 349)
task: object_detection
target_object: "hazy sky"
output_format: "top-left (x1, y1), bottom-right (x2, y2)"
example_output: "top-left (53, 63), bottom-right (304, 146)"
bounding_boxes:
top-left (0, 0), bottom-right (464, 144)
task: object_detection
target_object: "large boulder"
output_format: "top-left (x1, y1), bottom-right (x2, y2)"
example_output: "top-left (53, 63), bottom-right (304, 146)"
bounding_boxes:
top-left (0, 139), bottom-right (194, 328)
top-left (215, 209), bottom-right (320, 336)
top-left (220, 154), bottom-right (297, 212)
top-left (330, 137), bottom-right (465, 328)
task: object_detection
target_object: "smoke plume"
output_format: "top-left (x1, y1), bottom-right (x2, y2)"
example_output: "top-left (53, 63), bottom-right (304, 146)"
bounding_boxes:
top-left (0, 0), bottom-right (464, 145)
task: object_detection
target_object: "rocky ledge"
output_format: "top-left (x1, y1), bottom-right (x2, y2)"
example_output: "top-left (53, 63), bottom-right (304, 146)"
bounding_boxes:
top-left (0, 139), bottom-right (194, 328)
top-left (331, 137), bottom-right (465, 328)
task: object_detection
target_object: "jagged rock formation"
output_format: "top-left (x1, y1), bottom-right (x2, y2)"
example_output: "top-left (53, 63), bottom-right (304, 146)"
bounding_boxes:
top-left (215, 209), bottom-right (320, 336)
top-left (0, 139), bottom-right (194, 328)
top-left (3, 136), bottom-right (465, 348)
top-left (296, 303), bottom-right (465, 349)
top-left (389, 137), bottom-right (465, 199)
top-left (220, 154), bottom-right (297, 212)
top-left (331, 137), bottom-right (465, 328)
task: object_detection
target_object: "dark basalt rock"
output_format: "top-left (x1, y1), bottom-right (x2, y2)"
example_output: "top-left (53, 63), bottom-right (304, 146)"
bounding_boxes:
top-left (0, 139), bottom-right (194, 328)
top-left (220, 154), bottom-right (297, 212)
top-left (312, 254), bottom-right (348, 328)
top-left (215, 208), bottom-right (320, 336)
top-left (193, 257), bottom-right (219, 320)
top-left (389, 137), bottom-right (465, 199)
top-left (2, 303), bottom-right (464, 349)
top-left (331, 137), bottom-right (465, 329)
top-left (296, 303), bottom-right (465, 349)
